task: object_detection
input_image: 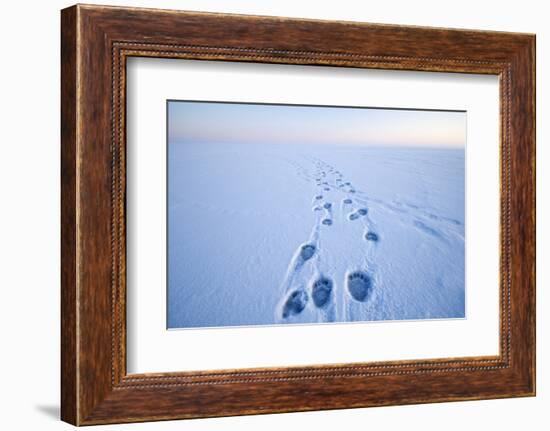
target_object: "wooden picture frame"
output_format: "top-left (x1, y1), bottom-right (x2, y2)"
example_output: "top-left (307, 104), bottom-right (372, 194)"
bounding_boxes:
top-left (61, 4), bottom-right (536, 425)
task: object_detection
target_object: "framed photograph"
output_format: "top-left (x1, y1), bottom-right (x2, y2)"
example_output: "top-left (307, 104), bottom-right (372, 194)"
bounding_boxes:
top-left (61, 4), bottom-right (536, 425)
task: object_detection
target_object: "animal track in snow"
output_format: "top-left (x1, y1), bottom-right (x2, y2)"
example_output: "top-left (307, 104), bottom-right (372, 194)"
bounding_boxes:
top-left (300, 244), bottom-right (316, 261)
top-left (348, 207), bottom-right (368, 220)
top-left (365, 232), bottom-right (379, 242)
top-left (347, 271), bottom-right (373, 302)
top-left (282, 290), bottom-right (309, 318)
top-left (311, 277), bottom-right (333, 308)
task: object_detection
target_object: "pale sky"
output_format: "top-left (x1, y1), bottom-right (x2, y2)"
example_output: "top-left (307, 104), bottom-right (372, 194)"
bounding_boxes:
top-left (168, 101), bottom-right (466, 148)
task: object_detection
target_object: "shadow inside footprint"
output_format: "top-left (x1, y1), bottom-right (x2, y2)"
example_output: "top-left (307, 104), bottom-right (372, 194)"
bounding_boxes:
top-left (347, 271), bottom-right (372, 302)
top-left (323, 202), bottom-right (332, 210)
top-left (343, 198), bottom-right (352, 204)
top-left (322, 218), bottom-right (333, 226)
top-left (282, 290), bottom-right (308, 318)
top-left (312, 277), bottom-right (333, 308)
top-left (315, 195), bottom-right (323, 200)
top-left (358, 208), bottom-right (368, 216)
top-left (300, 244), bottom-right (316, 261)
top-left (348, 212), bottom-right (360, 221)
top-left (365, 232), bottom-right (379, 242)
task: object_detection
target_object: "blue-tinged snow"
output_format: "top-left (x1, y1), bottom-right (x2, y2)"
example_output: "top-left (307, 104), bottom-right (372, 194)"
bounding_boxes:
top-left (167, 143), bottom-right (465, 329)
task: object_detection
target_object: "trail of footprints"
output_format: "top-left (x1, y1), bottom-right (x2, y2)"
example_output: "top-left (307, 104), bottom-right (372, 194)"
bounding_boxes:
top-left (279, 159), bottom-right (379, 321)
top-left (279, 156), bottom-right (464, 322)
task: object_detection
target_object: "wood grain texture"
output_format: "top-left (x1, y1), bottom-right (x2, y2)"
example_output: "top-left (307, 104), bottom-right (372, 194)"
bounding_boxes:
top-left (60, 4), bottom-right (536, 425)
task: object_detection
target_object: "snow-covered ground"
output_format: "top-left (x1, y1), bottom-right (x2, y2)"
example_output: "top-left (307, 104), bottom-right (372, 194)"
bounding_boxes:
top-left (167, 142), bottom-right (465, 329)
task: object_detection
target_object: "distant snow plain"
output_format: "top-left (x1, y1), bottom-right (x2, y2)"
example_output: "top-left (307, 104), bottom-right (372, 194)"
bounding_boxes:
top-left (167, 142), bottom-right (465, 329)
